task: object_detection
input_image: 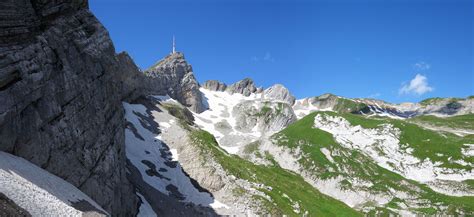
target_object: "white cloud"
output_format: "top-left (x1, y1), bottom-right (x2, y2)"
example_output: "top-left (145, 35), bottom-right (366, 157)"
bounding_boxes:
top-left (413, 62), bottom-right (431, 71)
top-left (399, 74), bottom-right (434, 96)
top-left (263, 52), bottom-right (275, 62)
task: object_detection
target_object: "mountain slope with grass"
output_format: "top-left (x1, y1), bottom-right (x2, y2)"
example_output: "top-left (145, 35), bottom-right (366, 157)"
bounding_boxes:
top-left (121, 72), bottom-right (472, 215)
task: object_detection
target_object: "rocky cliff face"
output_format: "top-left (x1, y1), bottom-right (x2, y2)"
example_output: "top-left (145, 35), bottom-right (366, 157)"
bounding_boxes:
top-left (145, 52), bottom-right (206, 113)
top-left (0, 0), bottom-right (139, 215)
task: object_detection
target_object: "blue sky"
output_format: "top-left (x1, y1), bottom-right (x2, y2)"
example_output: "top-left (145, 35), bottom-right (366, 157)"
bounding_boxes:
top-left (90, 0), bottom-right (473, 103)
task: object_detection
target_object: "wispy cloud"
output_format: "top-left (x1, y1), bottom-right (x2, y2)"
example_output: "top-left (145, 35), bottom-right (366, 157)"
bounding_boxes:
top-left (263, 52), bottom-right (275, 62)
top-left (399, 74), bottom-right (434, 96)
top-left (251, 52), bottom-right (275, 63)
top-left (367, 93), bottom-right (381, 98)
top-left (413, 61), bottom-right (431, 71)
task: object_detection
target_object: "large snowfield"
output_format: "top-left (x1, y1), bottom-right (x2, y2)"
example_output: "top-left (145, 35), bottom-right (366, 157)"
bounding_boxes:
top-left (194, 88), bottom-right (264, 154)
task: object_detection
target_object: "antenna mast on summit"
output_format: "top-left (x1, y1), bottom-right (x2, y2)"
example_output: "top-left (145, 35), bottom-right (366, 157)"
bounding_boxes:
top-left (172, 35), bottom-right (176, 54)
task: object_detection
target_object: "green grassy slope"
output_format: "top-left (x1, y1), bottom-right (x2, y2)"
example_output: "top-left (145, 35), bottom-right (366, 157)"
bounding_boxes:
top-left (410, 114), bottom-right (474, 131)
top-left (189, 130), bottom-right (361, 217)
top-left (334, 112), bottom-right (473, 169)
top-left (272, 112), bottom-right (474, 215)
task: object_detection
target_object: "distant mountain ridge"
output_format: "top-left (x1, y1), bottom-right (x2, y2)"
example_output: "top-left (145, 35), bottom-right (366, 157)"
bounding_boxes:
top-left (201, 78), bottom-right (474, 119)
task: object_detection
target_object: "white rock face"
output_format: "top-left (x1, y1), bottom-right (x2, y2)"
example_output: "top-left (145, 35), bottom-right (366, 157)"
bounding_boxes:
top-left (0, 151), bottom-right (107, 217)
top-left (263, 84), bottom-right (296, 105)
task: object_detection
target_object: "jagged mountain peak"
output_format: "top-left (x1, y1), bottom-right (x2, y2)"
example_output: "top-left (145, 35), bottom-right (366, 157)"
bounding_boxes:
top-left (143, 52), bottom-right (206, 113)
top-left (146, 52), bottom-right (188, 74)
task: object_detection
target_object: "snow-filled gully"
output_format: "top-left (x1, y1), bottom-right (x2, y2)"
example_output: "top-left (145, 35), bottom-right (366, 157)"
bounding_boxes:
top-left (123, 97), bottom-right (229, 216)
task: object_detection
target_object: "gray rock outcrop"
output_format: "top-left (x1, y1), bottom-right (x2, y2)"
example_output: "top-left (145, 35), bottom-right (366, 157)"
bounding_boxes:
top-left (0, 0), bottom-right (139, 215)
top-left (226, 78), bottom-right (258, 96)
top-left (202, 80), bottom-right (227, 91)
top-left (145, 52), bottom-right (206, 113)
top-left (263, 84), bottom-right (296, 105)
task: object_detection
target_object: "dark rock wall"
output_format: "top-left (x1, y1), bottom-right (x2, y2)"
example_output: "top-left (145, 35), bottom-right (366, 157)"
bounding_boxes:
top-left (0, 0), bottom-right (139, 215)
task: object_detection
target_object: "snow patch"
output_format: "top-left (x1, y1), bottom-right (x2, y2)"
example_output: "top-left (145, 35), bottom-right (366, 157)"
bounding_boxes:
top-left (221, 146), bottom-right (240, 154)
top-left (0, 151), bottom-right (107, 216)
top-left (170, 149), bottom-right (179, 161)
top-left (159, 122), bottom-right (171, 129)
top-left (292, 99), bottom-right (333, 119)
top-left (320, 148), bottom-right (334, 163)
top-left (463, 144), bottom-right (474, 157)
top-left (194, 88), bottom-right (264, 152)
top-left (209, 200), bottom-right (230, 209)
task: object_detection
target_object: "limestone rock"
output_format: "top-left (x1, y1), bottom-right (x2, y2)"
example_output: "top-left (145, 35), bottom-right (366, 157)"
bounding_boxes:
top-left (263, 84), bottom-right (296, 105)
top-left (145, 52), bottom-right (205, 113)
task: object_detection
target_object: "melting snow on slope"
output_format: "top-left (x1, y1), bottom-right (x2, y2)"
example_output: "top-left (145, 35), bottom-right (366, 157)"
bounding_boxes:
top-left (0, 151), bottom-right (107, 216)
top-left (292, 99), bottom-right (333, 119)
top-left (123, 101), bottom-right (229, 210)
top-left (194, 88), bottom-right (263, 154)
top-left (313, 114), bottom-right (473, 183)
